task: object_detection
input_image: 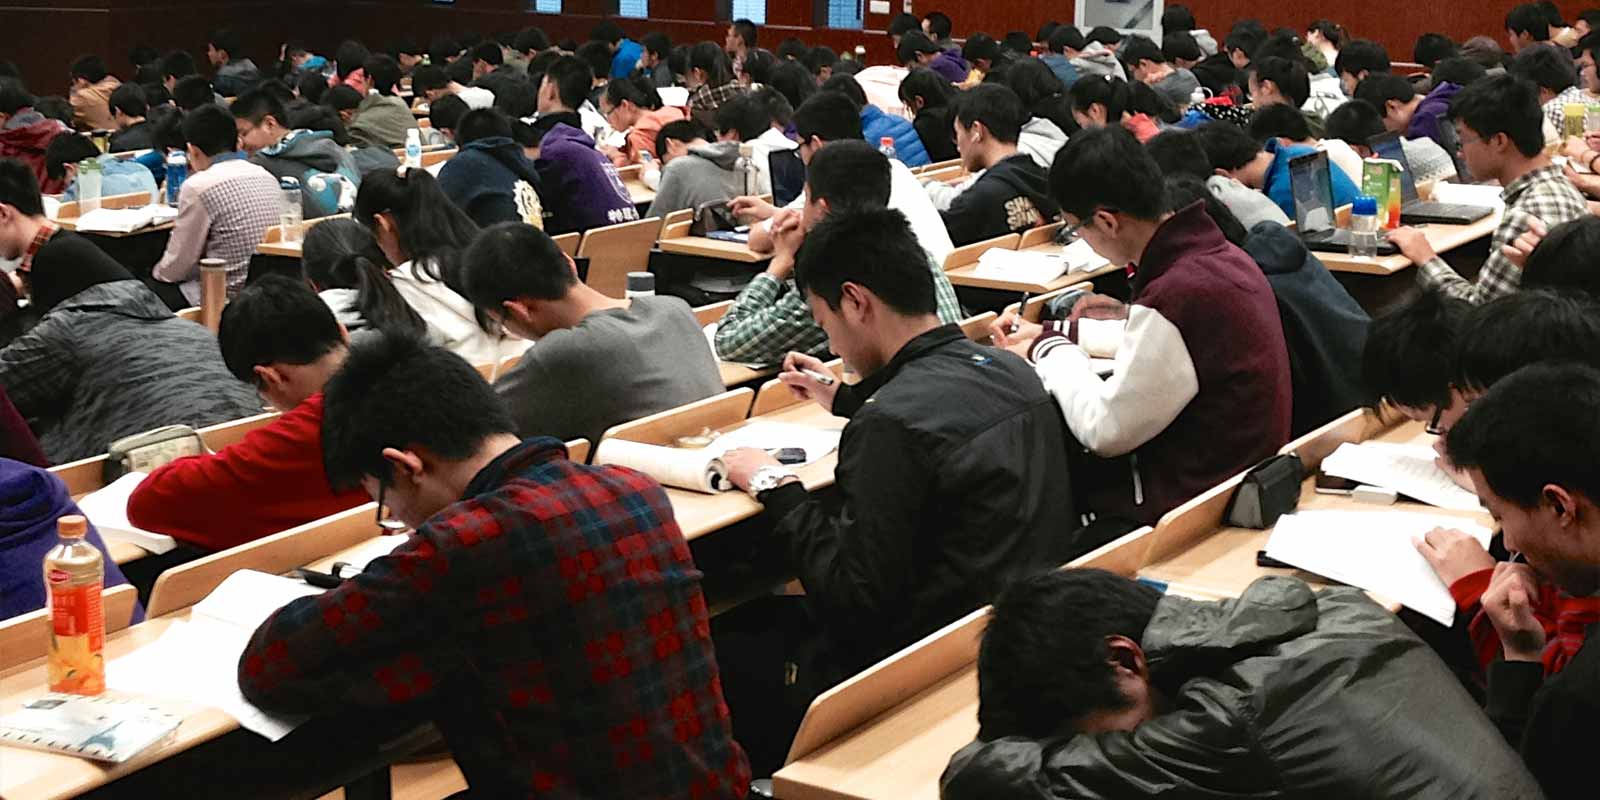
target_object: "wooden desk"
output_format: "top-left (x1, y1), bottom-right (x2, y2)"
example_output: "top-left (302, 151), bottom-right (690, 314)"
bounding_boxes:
top-left (1316, 214), bottom-right (1499, 276)
top-left (624, 178), bottom-right (656, 207)
top-left (945, 242), bottom-right (1123, 294)
top-left (719, 362), bottom-right (778, 387)
top-left (657, 235), bottom-right (768, 263)
top-left (255, 214), bottom-right (351, 258)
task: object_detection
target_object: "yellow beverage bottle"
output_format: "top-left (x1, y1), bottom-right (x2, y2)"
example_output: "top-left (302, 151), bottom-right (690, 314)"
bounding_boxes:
top-left (45, 515), bottom-right (105, 695)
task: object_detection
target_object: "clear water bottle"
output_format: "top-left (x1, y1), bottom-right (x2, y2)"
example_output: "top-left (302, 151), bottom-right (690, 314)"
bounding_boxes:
top-left (165, 151), bottom-right (188, 206)
top-left (77, 157), bottom-right (103, 213)
top-left (1348, 195), bottom-right (1379, 258)
top-left (735, 143), bottom-right (757, 197)
top-left (279, 176), bottom-right (304, 243)
top-left (404, 128), bottom-right (423, 169)
top-left (879, 136), bottom-right (897, 162)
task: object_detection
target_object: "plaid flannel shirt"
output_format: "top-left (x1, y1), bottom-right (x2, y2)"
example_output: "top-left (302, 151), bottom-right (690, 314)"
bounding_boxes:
top-left (239, 438), bottom-right (750, 799)
top-left (1416, 164), bottom-right (1587, 304)
top-left (1543, 86), bottom-right (1589, 134)
top-left (714, 256), bottom-right (965, 366)
top-left (689, 82), bottom-right (748, 130)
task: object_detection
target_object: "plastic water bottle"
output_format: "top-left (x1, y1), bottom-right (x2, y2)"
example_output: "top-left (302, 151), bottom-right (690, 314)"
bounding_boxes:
top-left (879, 136), bottom-right (897, 162)
top-left (735, 142), bottom-right (757, 196)
top-left (279, 176), bottom-right (304, 243)
top-left (77, 158), bottom-right (103, 213)
top-left (45, 515), bottom-right (104, 696)
top-left (1348, 195), bottom-right (1380, 258)
top-left (1191, 86), bottom-right (1209, 108)
top-left (164, 151), bottom-right (187, 206)
top-left (404, 128), bottom-right (423, 169)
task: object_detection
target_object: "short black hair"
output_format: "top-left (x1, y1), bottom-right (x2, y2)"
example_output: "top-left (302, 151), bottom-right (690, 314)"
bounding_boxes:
top-left (1431, 56), bottom-right (1490, 88)
top-left (1086, 26), bottom-right (1123, 46)
top-left (1144, 129), bottom-right (1211, 179)
top-left (924, 11), bottom-right (953, 40)
top-left (70, 55), bottom-right (109, 83)
top-left (470, 41), bottom-right (503, 68)
top-left (542, 56), bottom-right (594, 110)
top-left (1446, 362), bottom-right (1600, 509)
top-left (1509, 42), bottom-right (1578, 92)
top-left (1120, 35), bottom-right (1166, 65)
top-left (182, 103), bottom-right (238, 156)
top-left (804, 45), bottom-right (838, 76)
top-left (1047, 26), bottom-right (1087, 55)
top-left (321, 332), bottom-right (516, 489)
top-left (459, 221), bottom-right (577, 309)
top-left (429, 93), bottom-right (470, 133)
top-left (738, 48), bottom-right (776, 85)
top-left (575, 41), bottom-right (614, 81)
top-left (1361, 291), bottom-right (1470, 410)
top-left (976, 569), bottom-right (1161, 740)
top-left (161, 50), bottom-right (198, 81)
top-left (888, 13), bottom-right (922, 39)
top-left (752, 86), bottom-right (794, 129)
top-left (1451, 73), bottom-right (1546, 158)
top-left (296, 71), bottom-right (329, 104)
top-left (1335, 39), bottom-right (1391, 79)
top-left (1193, 120), bottom-right (1260, 171)
top-left (962, 33), bottom-right (1002, 65)
top-left (641, 31), bottom-right (672, 59)
top-left (1413, 33), bottom-right (1459, 67)
top-left (1306, 19), bottom-right (1345, 47)
top-left (429, 35), bottom-right (460, 66)
top-left (32, 96), bottom-right (72, 126)
top-left (769, 60), bottom-right (818, 112)
top-left (1223, 25), bottom-right (1266, 59)
top-left (806, 139), bottom-right (891, 213)
top-left (1251, 55), bottom-right (1310, 106)
top-left (1248, 103), bottom-right (1312, 142)
top-left (899, 67), bottom-right (953, 113)
top-left (777, 36), bottom-right (809, 62)
top-left (1323, 98), bottom-right (1385, 143)
top-left (1162, 5), bottom-right (1197, 33)
top-left (218, 274), bottom-right (344, 383)
top-left (1452, 290), bottom-right (1600, 394)
top-left (714, 92), bottom-right (769, 141)
top-left (794, 207), bottom-right (936, 315)
top-left (229, 87), bottom-right (287, 127)
top-left (820, 74), bottom-right (867, 108)
top-left (1352, 72), bottom-right (1416, 112)
top-left (793, 91), bottom-right (863, 143)
top-left (1050, 125), bottom-right (1169, 222)
top-left (654, 119), bottom-right (707, 159)
top-left (515, 27), bottom-right (551, 54)
top-left (731, 19), bottom-right (759, 48)
top-left (896, 30), bottom-right (940, 66)
top-left (0, 81), bottom-right (33, 116)
top-left (1162, 31), bottom-right (1202, 63)
top-left (589, 20), bottom-right (624, 45)
top-left (456, 107), bottom-right (513, 145)
top-left (44, 134), bottom-right (97, 182)
top-left (1002, 31), bottom-right (1033, 55)
top-left (323, 84), bottom-right (363, 113)
top-left (362, 54), bottom-right (402, 94)
top-left (1165, 173), bottom-right (1247, 246)
top-left (411, 65), bottom-right (450, 97)
top-left (0, 158), bottom-right (43, 216)
top-left (208, 27), bottom-right (243, 58)
top-left (109, 83), bottom-right (148, 119)
top-left (950, 83), bottom-right (1025, 144)
top-left (335, 40), bottom-right (372, 80)
top-left (604, 74), bottom-right (663, 111)
top-left (1522, 216), bottom-right (1600, 297)
top-left (691, 41), bottom-right (735, 86)
top-left (1506, 3), bottom-right (1553, 39)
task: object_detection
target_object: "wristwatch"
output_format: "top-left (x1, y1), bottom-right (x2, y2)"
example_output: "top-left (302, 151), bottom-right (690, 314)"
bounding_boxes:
top-left (746, 465), bottom-right (798, 498)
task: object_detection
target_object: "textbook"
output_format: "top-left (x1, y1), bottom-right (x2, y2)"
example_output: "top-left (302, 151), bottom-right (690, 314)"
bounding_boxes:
top-left (71, 205), bottom-right (178, 234)
top-left (0, 693), bottom-right (180, 763)
top-left (73, 472), bottom-right (178, 555)
top-left (593, 421), bottom-right (843, 494)
top-left (1318, 442), bottom-right (1481, 512)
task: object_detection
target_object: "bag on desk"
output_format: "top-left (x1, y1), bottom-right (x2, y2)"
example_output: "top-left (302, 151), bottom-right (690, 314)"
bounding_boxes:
top-left (691, 200), bottom-right (740, 236)
top-left (103, 425), bottom-right (207, 483)
top-left (1226, 453), bottom-right (1304, 529)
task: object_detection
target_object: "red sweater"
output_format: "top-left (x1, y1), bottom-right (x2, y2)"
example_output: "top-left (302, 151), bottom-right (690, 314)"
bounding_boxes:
top-left (126, 393), bottom-right (367, 551)
top-left (1450, 568), bottom-right (1600, 678)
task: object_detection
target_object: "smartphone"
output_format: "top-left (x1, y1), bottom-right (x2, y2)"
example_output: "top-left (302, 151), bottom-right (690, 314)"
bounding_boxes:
top-left (1314, 471), bottom-right (1361, 495)
top-left (771, 447), bottom-right (808, 465)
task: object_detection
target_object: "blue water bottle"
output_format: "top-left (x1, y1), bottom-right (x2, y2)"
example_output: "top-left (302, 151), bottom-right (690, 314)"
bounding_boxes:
top-left (164, 151), bottom-right (188, 206)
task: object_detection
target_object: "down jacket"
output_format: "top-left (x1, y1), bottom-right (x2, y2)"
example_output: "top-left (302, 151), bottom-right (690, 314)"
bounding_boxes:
top-left (861, 104), bottom-right (930, 167)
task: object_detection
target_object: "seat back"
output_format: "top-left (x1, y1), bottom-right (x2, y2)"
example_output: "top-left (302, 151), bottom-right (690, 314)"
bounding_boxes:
top-left (575, 217), bottom-right (663, 298)
top-left (0, 584), bottom-right (140, 671)
top-left (940, 233), bottom-right (1020, 271)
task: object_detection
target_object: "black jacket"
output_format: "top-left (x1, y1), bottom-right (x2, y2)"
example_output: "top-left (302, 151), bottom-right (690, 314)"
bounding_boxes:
top-left (1243, 222), bottom-right (1370, 436)
top-left (761, 325), bottom-right (1080, 679)
top-left (1488, 624), bottom-right (1600, 799)
top-left (943, 577), bottom-right (1545, 800)
top-left (913, 107), bottom-right (959, 164)
top-left (108, 121), bottom-right (154, 153)
top-left (940, 153), bottom-right (1060, 246)
top-left (1191, 51), bottom-right (1242, 97)
top-left (435, 136), bottom-right (543, 228)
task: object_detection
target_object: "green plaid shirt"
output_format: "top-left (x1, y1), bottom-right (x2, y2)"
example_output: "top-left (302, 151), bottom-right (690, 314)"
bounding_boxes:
top-left (714, 257), bottom-right (964, 366)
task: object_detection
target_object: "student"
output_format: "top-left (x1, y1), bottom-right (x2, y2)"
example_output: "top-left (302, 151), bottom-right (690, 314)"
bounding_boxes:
top-left (1520, 215), bottom-right (1600, 295)
top-left (897, 31), bottom-right (968, 85)
top-left (238, 331), bottom-right (750, 798)
top-left (301, 217), bottom-right (425, 335)
top-left (1039, 27), bottom-right (1084, 87)
top-left (159, 50), bottom-right (198, 94)
top-left (638, 31), bottom-right (675, 88)
top-left (585, 20), bottom-right (641, 81)
top-left (1191, 22), bottom-right (1263, 98)
top-left (205, 28), bottom-right (260, 97)
top-left (994, 127), bottom-right (1291, 526)
top-left (152, 105), bottom-right (282, 304)
top-left (942, 569), bottom-right (1544, 799)
top-left (1415, 32), bottom-right (1461, 69)
top-left (410, 64), bottom-right (494, 110)
top-left (66, 55), bottom-right (120, 131)
top-left (354, 168), bottom-right (528, 366)
top-left (467, 41), bottom-right (506, 82)
top-left (1355, 61), bottom-right (1466, 152)
top-left (923, 10), bottom-right (957, 50)
top-left (436, 108), bottom-right (544, 228)
top-left (739, 92), bottom-right (953, 267)
top-left (644, 118), bottom-right (741, 219)
top-left (0, 83), bottom-right (67, 194)
top-left (528, 118), bottom-right (639, 235)
top-left (822, 74), bottom-right (929, 166)
top-left (0, 159), bottom-right (259, 462)
top-left (1388, 75), bottom-right (1586, 304)
top-left (940, 84), bottom-right (1058, 246)
top-left (735, 48), bottom-right (776, 89)
top-left (997, 59), bottom-right (1076, 168)
top-left (1163, 30), bottom-right (1204, 71)
top-left (45, 133), bottom-right (155, 201)
top-left (714, 140), bottom-right (961, 366)
top-left (1305, 18), bottom-right (1344, 68)
top-left (126, 277), bottom-right (367, 550)
top-left (535, 55), bottom-right (610, 145)
top-left (741, 87), bottom-right (801, 190)
top-left (717, 207), bottom-right (1077, 770)
top-left (172, 74), bottom-right (220, 111)
top-left (1335, 38), bottom-right (1391, 96)
top-left (1507, 3), bottom-right (1553, 53)
top-left (1195, 120), bottom-right (1360, 220)
top-left (106, 83), bottom-right (153, 151)
top-left (1249, 55), bottom-right (1324, 125)
top-left (688, 41), bottom-right (747, 132)
top-left (425, 93), bottom-right (468, 145)
top-left (900, 68), bottom-right (958, 164)
top-left (1509, 44), bottom-right (1586, 132)
top-left (804, 45), bottom-right (839, 83)
top-left (1121, 35), bottom-right (1200, 107)
top-left (598, 74), bottom-right (685, 165)
top-left (725, 18), bottom-right (759, 74)
top-left (346, 55), bottom-right (417, 149)
top-left (1324, 98), bottom-right (1458, 183)
top-left (459, 222), bottom-right (721, 444)
top-left (231, 89), bottom-right (360, 219)
top-left (1068, 75), bottom-right (1168, 143)
top-left (1247, 104), bottom-right (1362, 183)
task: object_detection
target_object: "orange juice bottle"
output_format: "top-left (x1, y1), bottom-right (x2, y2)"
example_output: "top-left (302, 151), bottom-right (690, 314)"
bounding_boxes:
top-left (45, 515), bottom-right (105, 695)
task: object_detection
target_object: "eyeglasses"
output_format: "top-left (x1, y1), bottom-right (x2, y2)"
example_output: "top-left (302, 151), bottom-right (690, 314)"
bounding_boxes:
top-left (374, 480), bottom-right (409, 533)
top-left (1425, 405), bottom-right (1446, 436)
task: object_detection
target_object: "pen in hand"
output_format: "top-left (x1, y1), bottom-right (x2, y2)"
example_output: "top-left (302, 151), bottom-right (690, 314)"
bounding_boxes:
top-left (1010, 292), bottom-right (1031, 334)
top-left (801, 368), bottom-right (836, 386)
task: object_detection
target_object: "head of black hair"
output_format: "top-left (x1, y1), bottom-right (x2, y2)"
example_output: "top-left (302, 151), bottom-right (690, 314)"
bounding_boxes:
top-left (589, 20), bottom-right (624, 45)
top-left (1445, 362), bottom-right (1600, 511)
top-left (654, 118), bottom-right (708, 160)
top-left (411, 65), bottom-right (450, 98)
top-left (1335, 39), bottom-right (1391, 79)
top-left (0, 157), bottom-right (43, 216)
top-left (1361, 291), bottom-right (1471, 410)
top-left (1306, 19), bottom-right (1345, 47)
top-left (1248, 103), bottom-right (1312, 143)
top-left (731, 19), bottom-right (759, 49)
top-left (1165, 173), bottom-right (1247, 246)
top-left (429, 35), bottom-right (460, 66)
top-left (963, 33), bottom-right (1002, 66)
top-left (1120, 36), bottom-right (1166, 66)
top-left (1522, 216), bottom-right (1600, 297)
top-left (1002, 32), bottom-right (1033, 55)
top-left (951, 82), bottom-right (1025, 144)
top-left (1162, 32), bottom-right (1203, 63)
top-left (770, 60), bottom-right (818, 111)
top-left (1145, 129), bottom-right (1212, 179)
top-left (806, 139), bottom-right (892, 214)
top-left (820, 73), bottom-right (867, 110)
top-left (1412, 33), bottom-right (1458, 68)
top-left (161, 50), bottom-right (198, 81)
top-left (229, 87), bottom-right (287, 128)
top-left (515, 27), bottom-right (551, 55)
top-left (322, 84), bottom-right (363, 113)
top-left (793, 91), bottom-right (863, 144)
top-left (456, 106), bottom-right (513, 145)
top-left (182, 103), bottom-right (238, 156)
top-left (1509, 42), bottom-right (1578, 92)
top-left (109, 83), bottom-right (148, 119)
top-left (900, 67), bottom-right (954, 113)
top-left (888, 13), bottom-right (922, 39)
top-left (428, 94), bottom-right (470, 134)
top-left (1162, 5), bottom-right (1197, 33)
top-left (542, 56), bottom-right (594, 111)
top-left (690, 41), bottom-right (734, 87)
top-left (1450, 73), bottom-right (1546, 158)
top-left (641, 31), bottom-right (672, 59)
top-left (459, 221), bottom-right (578, 312)
top-left (1452, 290), bottom-right (1600, 394)
top-left (301, 217), bottom-right (424, 336)
top-left (1506, 3), bottom-right (1553, 40)
top-left (924, 11), bottom-right (953, 40)
top-left (1050, 125), bottom-right (1170, 222)
top-left (1352, 72), bottom-right (1416, 113)
top-left (714, 92), bottom-right (770, 141)
top-left (739, 48), bottom-right (776, 85)
top-left (1431, 56), bottom-right (1489, 88)
top-left (69, 55), bottom-right (109, 83)
top-left (752, 86), bottom-right (795, 129)
top-left (804, 46), bottom-right (839, 76)
top-left (794, 207), bottom-right (937, 315)
top-left (896, 30), bottom-right (940, 66)
top-left (1046, 26), bottom-right (1086, 55)
top-left (218, 274), bottom-right (344, 383)
top-left (44, 134), bottom-right (97, 182)
top-left (353, 167), bottom-right (481, 284)
top-left (1323, 97), bottom-right (1385, 143)
top-left (605, 73), bottom-right (664, 111)
top-left (1251, 56), bottom-right (1311, 106)
top-left (574, 40), bottom-right (615, 83)
top-left (1086, 26), bottom-right (1123, 46)
top-left (1192, 120), bottom-right (1261, 171)
top-left (335, 40), bottom-right (371, 80)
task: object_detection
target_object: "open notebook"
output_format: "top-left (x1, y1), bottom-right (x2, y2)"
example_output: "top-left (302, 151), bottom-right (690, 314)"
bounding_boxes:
top-left (71, 205), bottom-right (178, 234)
top-left (74, 472), bottom-right (178, 554)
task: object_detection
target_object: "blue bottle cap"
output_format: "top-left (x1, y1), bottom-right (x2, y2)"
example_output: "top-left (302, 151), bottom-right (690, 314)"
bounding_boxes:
top-left (1352, 195), bottom-right (1378, 215)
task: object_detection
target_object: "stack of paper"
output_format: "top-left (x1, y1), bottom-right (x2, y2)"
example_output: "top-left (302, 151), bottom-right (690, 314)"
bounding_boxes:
top-left (658, 86), bottom-right (691, 107)
top-left (1264, 510), bottom-right (1492, 625)
top-left (1060, 238), bottom-right (1112, 273)
top-left (1319, 442), bottom-right (1480, 511)
top-left (73, 205), bottom-right (178, 234)
top-left (973, 248), bottom-right (1068, 285)
top-left (108, 570), bottom-right (324, 740)
top-left (75, 472), bottom-right (178, 554)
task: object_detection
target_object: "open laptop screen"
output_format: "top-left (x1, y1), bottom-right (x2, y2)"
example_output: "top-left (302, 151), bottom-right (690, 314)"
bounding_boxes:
top-left (1288, 151), bottom-right (1336, 234)
top-left (1368, 132), bottom-right (1420, 202)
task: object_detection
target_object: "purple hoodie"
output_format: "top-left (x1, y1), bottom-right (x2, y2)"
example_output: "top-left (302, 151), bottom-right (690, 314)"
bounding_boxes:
top-left (930, 50), bottom-right (970, 84)
top-left (0, 458), bottom-right (141, 622)
top-left (1406, 81), bottom-right (1461, 153)
top-left (533, 123), bottom-right (641, 235)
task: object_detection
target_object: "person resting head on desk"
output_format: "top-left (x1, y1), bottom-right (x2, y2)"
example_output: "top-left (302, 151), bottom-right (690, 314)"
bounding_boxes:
top-left (941, 568), bottom-right (1545, 799)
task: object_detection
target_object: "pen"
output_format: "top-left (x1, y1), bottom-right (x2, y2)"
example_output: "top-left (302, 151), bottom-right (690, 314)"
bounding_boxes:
top-left (1011, 292), bottom-right (1031, 334)
top-left (801, 368), bottom-right (836, 386)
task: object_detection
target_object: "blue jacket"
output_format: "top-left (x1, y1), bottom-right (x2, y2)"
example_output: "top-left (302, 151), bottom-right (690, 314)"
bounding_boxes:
top-left (1038, 53), bottom-right (1080, 88)
top-left (611, 39), bottom-right (645, 80)
top-left (62, 155), bottom-right (157, 202)
top-left (0, 458), bottom-right (141, 622)
top-left (1263, 138), bottom-right (1359, 220)
top-left (861, 105), bottom-right (930, 167)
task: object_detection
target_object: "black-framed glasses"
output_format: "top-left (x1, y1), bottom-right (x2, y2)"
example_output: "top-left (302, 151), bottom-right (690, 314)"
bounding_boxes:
top-left (1425, 406), bottom-right (1446, 436)
top-left (374, 481), bottom-right (409, 533)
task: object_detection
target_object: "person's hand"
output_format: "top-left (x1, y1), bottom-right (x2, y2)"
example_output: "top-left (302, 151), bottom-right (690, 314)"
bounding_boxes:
top-left (770, 208), bottom-right (803, 255)
top-left (1414, 527), bottom-right (1495, 587)
top-left (778, 351), bottom-right (840, 412)
top-left (1585, 131), bottom-right (1600, 153)
top-left (990, 310), bottom-right (1043, 359)
top-left (1482, 562), bottom-right (1547, 662)
top-left (1501, 215), bottom-right (1549, 270)
top-left (1564, 161), bottom-right (1600, 199)
top-left (720, 447), bottom-right (784, 492)
top-left (1067, 292), bottom-right (1129, 324)
top-left (729, 196), bottom-right (777, 222)
top-left (1563, 135), bottom-right (1592, 162)
top-left (1386, 226), bottom-right (1437, 264)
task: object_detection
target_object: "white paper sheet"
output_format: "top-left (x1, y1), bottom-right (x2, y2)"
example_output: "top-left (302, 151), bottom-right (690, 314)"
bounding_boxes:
top-left (72, 205), bottom-right (177, 233)
top-left (74, 472), bottom-right (178, 554)
top-left (190, 570), bottom-right (323, 630)
top-left (1264, 510), bottom-right (1493, 626)
top-left (1060, 238), bottom-right (1112, 272)
top-left (1320, 442), bottom-right (1481, 511)
top-left (657, 86), bottom-right (691, 107)
top-left (973, 248), bottom-right (1068, 284)
top-left (332, 535), bottom-right (412, 573)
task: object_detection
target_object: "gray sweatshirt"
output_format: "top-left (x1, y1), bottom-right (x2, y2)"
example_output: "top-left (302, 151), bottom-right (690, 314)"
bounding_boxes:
top-left (645, 141), bottom-right (745, 219)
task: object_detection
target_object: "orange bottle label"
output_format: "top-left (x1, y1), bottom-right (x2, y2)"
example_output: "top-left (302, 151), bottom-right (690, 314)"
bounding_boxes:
top-left (47, 575), bottom-right (105, 695)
